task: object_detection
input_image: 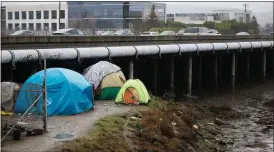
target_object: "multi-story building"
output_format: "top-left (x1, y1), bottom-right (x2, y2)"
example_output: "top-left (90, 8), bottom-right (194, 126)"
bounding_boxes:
top-left (1, 6), bottom-right (6, 31)
top-left (170, 8), bottom-right (252, 25)
top-left (4, 2), bottom-right (166, 32)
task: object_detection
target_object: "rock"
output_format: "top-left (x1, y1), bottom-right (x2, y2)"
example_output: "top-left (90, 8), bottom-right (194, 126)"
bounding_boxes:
top-left (130, 117), bottom-right (138, 121)
top-left (214, 118), bottom-right (227, 125)
top-left (208, 122), bottom-right (214, 126)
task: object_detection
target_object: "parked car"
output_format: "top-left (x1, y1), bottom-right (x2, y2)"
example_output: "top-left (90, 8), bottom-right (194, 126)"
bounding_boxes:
top-left (236, 32), bottom-right (249, 36)
top-left (208, 29), bottom-right (222, 35)
top-left (183, 27), bottom-right (210, 35)
top-left (141, 31), bottom-right (158, 36)
top-left (10, 30), bottom-right (34, 36)
top-left (270, 32), bottom-right (274, 35)
top-left (112, 29), bottom-right (134, 36)
top-left (100, 31), bottom-right (115, 36)
top-left (176, 29), bottom-right (185, 36)
top-left (160, 31), bottom-right (176, 36)
top-left (52, 28), bottom-right (85, 36)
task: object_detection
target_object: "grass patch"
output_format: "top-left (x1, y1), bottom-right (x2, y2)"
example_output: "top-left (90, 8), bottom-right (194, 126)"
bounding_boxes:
top-left (54, 98), bottom-right (238, 152)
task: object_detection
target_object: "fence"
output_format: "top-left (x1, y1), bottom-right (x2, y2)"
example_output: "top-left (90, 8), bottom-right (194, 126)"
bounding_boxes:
top-left (1, 59), bottom-right (48, 142)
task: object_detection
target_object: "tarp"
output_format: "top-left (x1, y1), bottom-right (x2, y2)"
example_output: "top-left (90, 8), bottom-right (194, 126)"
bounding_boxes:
top-left (100, 71), bottom-right (126, 89)
top-left (83, 61), bottom-right (121, 90)
top-left (1, 82), bottom-right (20, 112)
top-left (15, 68), bottom-right (94, 116)
top-left (115, 79), bottom-right (150, 104)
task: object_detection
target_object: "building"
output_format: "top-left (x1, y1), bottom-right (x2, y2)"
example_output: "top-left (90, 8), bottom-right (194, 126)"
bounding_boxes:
top-left (170, 8), bottom-right (252, 25)
top-left (1, 6), bottom-right (6, 31)
top-left (4, 2), bottom-right (166, 32)
top-left (166, 13), bottom-right (174, 22)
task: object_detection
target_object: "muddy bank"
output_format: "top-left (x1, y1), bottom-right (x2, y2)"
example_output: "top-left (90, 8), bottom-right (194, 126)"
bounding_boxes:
top-left (56, 81), bottom-right (273, 152)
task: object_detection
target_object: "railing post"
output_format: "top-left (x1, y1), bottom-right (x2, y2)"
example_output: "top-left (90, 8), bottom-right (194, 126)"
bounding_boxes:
top-left (43, 59), bottom-right (47, 132)
top-left (199, 55), bottom-right (203, 91)
top-left (214, 55), bottom-right (218, 91)
top-left (231, 52), bottom-right (236, 93)
top-left (129, 60), bottom-right (134, 79)
top-left (170, 57), bottom-right (174, 93)
top-left (262, 50), bottom-right (266, 83)
top-left (153, 60), bottom-right (158, 95)
top-left (246, 52), bottom-right (250, 82)
top-left (188, 55), bottom-right (192, 99)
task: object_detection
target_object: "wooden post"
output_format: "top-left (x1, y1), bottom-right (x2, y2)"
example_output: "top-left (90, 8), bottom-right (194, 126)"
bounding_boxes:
top-left (170, 58), bottom-right (174, 93)
top-left (43, 59), bottom-right (47, 132)
top-left (232, 52), bottom-right (236, 93)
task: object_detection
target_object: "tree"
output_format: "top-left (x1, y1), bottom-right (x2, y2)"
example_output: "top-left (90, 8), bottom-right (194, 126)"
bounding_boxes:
top-left (203, 21), bottom-right (215, 29)
top-left (248, 15), bottom-right (260, 35)
top-left (144, 4), bottom-right (159, 30)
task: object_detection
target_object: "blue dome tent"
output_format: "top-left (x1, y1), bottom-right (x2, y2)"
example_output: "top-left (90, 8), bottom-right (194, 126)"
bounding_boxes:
top-left (15, 68), bottom-right (94, 116)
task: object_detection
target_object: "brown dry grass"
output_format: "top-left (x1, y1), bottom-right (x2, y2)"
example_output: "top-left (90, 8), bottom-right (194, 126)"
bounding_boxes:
top-left (54, 97), bottom-right (237, 152)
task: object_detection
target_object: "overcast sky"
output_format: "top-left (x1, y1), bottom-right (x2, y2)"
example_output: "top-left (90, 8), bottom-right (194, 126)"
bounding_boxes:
top-left (2, 1), bottom-right (273, 26)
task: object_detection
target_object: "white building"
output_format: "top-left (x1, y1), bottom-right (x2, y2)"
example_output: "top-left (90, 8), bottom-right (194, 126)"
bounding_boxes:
top-left (173, 9), bottom-right (252, 24)
top-left (5, 3), bottom-right (68, 32)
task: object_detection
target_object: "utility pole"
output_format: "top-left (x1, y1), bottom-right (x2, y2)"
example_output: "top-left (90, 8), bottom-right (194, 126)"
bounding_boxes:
top-left (243, 4), bottom-right (249, 23)
top-left (58, 1), bottom-right (61, 30)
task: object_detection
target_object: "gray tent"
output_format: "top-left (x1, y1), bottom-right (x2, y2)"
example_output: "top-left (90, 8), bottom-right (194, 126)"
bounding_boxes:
top-left (83, 61), bottom-right (121, 90)
top-left (1, 82), bottom-right (20, 112)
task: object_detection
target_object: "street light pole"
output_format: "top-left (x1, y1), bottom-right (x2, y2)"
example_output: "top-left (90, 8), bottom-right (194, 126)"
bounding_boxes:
top-left (58, 1), bottom-right (61, 30)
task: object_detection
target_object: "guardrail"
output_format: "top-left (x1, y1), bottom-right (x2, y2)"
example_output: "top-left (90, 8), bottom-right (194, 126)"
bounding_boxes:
top-left (2, 41), bottom-right (273, 66)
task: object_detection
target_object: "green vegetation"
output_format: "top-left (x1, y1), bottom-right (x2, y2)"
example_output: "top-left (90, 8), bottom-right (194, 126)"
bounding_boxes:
top-left (131, 4), bottom-right (260, 35)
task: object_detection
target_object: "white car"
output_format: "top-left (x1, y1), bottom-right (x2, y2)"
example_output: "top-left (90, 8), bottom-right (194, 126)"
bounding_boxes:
top-left (52, 28), bottom-right (85, 36)
top-left (236, 32), bottom-right (249, 36)
top-left (183, 27), bottom-right (211, 35)
top-left (208, 29), bottom-right (222, 35)
top-left (141, 31), bottom-right (158, 36)
top-left (160, 31), bottom-right (176, 36)
top-left (10, 30), bottom-right (34, 36)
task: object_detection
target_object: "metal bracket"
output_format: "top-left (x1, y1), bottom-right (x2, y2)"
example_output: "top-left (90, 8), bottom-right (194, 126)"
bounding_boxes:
top-left (249, 42), bottom-right (253, 52)
top-left (194, 44), bottom-right (199, 56)
top-left (176, 44), bottom-right (182, 57)
top-left (225, 43), bottom-right (229, 54)
top-left (133, 46), bottom-right (138, 60)
top-left (8, 50), bottom-right (16, 69)
top-left (238, 42), bottom-right (242, 53)
top-left (270, 41), bottom-right (273, 51)
top-left (74, 48), bottom-right (82, 64)
top-left (211, 43), bottom-right (215, 55)
top-left (34, 49), bottom-right (42, 67)
top-left (105, 46), bottom-right (111, 61)
top-left (260, 42), bottom-right (264, 51)
top-left (156, 45), bottom-right (162, 59)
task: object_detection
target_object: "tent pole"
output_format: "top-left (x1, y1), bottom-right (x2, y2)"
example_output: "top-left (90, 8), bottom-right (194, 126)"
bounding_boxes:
top-left (43, 59), bottom-right (47, 132)
top-left (129, 60), bottom-right (134, 79)
top-left (199, 55), bottom-right (202, 92)
top-left (246, 52), bottom-right (250, 82)
top-left (262, 50), bottom-right (266, 83)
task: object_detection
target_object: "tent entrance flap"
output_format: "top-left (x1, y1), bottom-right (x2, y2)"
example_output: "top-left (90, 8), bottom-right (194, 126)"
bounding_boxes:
top-left (124, 87), bottom-right (139, 104)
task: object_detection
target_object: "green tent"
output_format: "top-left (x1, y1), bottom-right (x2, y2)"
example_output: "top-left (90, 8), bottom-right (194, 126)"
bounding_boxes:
top-left (115, 79), bottom-right (150, 105)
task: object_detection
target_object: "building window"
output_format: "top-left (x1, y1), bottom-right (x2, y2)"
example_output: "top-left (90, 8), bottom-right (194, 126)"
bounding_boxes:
top-left (36, 23), bottom-right (41, 31)
top-left (21, 23), bottom-right (26, 30)
top-left (8, 24), bottom-right (13, 30)
top-left (51, 23), bottom-right (57, 31)
top-left (8, 12), bottom-right (12, 20)
top-left (59, 10), bottom-right (65, 19)
top-left (15, 23), bottom-right (19, 30)
top-left (29, 23), bottom-right (34, 30)
top-left (22, 11), bottom-right (26, 19)
top-left (36, 11), bottom-right (41, 19)
top-left (15, 11), bottom-right (19, 20)
top-left (51, 10), bottom-right (57, 19)
top-left (59, 23), bottom-right (65, 29)
top-left (29, 11), bottom-right (34, 19)
top-left (43, 23), bottom-right (49, 31)
top-left (44, 11), bottom-right (49, 19)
